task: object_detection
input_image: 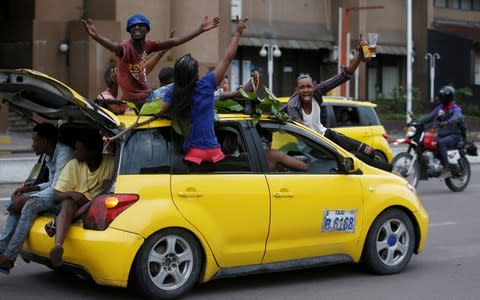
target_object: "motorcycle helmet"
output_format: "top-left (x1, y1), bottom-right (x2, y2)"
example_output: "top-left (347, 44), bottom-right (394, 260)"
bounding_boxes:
top-left (126, 13), bottom-right (150, 32)
top-left (438, 86), bottom-right (455, 105)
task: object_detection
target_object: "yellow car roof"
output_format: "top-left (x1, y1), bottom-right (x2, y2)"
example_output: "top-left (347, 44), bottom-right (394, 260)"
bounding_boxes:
top-left (278, 96), bottom-right (377, 107)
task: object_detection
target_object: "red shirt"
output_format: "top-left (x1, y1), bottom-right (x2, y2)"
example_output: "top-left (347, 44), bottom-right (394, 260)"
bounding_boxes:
top-left (116, 39), bottom-right (162, 101)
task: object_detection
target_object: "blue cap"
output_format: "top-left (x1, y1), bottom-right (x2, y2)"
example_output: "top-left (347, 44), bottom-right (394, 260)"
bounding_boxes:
top-left (126, 13), bottom-right (150, 32)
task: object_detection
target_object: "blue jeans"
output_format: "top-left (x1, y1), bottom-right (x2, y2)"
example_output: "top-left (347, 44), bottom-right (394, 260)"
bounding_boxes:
top-left (437, 134), bottom-right (461, 167)
top-left (0, 196), bottom-right (57, 261)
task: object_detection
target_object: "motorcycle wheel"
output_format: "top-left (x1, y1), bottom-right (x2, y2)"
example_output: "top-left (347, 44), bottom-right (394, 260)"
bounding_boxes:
top-left (445, 157), bottom-right (471, 192)
top-left (391, 152), bottom-right (420, 188)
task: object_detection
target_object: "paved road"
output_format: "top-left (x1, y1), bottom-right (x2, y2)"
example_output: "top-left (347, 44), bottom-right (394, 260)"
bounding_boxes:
top-left (0, 166), bottom-right (479, 299)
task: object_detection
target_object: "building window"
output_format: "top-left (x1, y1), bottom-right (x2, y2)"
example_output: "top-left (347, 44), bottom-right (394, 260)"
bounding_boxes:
top-left (382, 66), bottom-right (400, 99)
top-left (461, 0), bottom-right (472, 9)
top-left (473, 0), bottom-right (480, 9)
top-left (437, 0), bottom-right (480, 9)
top-left (450, 0), bottom-right (460, 8)
top-left (368, 68), bottom-right (378, 99)
top-left (474, 55), bottom-right (480, 85)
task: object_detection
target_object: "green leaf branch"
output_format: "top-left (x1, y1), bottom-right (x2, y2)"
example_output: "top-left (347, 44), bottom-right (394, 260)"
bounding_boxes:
top-left (107, 86), bottom-right (288, 142)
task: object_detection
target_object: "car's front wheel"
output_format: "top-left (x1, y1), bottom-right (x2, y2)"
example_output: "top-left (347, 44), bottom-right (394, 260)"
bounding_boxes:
top-left (132, 228), bottom-right (202, 300)
top-left (362, 209), bottom-right (415, 275)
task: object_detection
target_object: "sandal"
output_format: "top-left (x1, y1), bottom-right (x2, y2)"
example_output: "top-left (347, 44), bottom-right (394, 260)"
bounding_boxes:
top-left (44, 220), bottom-right (56, 238)
top-left (0, 255), bottom-right (14, 275)
top-left (49, 245), bottom-right (64, 268)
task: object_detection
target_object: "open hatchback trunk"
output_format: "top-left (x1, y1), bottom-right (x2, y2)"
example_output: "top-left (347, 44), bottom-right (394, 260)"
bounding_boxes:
top-left (0, 69), bottom-right (121, 134)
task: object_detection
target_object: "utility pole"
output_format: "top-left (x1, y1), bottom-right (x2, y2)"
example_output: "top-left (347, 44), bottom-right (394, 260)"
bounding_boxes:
top-left (406, 0), bottom-right (413, 123)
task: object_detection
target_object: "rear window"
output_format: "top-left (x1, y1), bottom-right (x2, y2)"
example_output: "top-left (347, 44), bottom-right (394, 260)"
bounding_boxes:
top-left (358, 106), bottom-right (380, 126)
top-left (331, 105), bottom-right (361, 127)
top-left (119, 128), bottom-right (171, 174)
top-left (330, 104), bottom-right (380, 127)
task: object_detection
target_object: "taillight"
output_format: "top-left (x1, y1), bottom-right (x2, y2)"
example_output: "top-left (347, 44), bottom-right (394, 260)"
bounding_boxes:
top-left (383, 133), bottom-right (389, 141)
top-left (83, 194), bottom-right (139, 230)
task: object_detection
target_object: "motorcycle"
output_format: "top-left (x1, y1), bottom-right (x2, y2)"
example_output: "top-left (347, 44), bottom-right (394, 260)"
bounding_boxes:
top-left (391, 120), bottom-right (472, 192)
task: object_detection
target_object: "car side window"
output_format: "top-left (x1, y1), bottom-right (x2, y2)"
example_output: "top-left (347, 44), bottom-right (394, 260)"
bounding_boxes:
top-left (119, 128), bottom-right (171, 174)
top-left (262, 126), bottom-right (340, 174)
top-left (332, 106), bottom-right (360, 127)
top-left (320, 104), bottom-right (328, 126)
top-left (178, 125), bottom-right (253, 173)
top-left (358, 106), bottom-right (380, 126)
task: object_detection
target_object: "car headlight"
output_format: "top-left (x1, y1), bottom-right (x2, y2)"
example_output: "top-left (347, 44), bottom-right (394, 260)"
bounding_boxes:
top-left (406, 126), bottom-right (416, 138)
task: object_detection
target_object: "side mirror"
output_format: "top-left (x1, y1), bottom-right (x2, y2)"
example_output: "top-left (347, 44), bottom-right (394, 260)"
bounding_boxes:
top-left (343, 157), bottom-right (356, 173)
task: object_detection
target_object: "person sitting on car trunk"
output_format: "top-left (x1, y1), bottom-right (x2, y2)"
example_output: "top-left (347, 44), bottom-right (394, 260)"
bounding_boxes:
top-left (82, 14), bottom-right (220, 103)
top-left (48, 132), bottom-right (115, 268)
top-left (0, 123), bottom-right (73, 274)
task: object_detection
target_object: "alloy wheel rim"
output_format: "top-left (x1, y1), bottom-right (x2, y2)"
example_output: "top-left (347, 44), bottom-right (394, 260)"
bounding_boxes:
top-left (375, 218), bottom-right (410, 266)
top-left (147, 235), bottom-right (194, 290)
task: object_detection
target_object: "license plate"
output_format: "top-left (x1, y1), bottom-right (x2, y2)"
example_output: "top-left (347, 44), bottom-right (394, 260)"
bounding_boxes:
top-left (322, 209), bottom-right (356, 232)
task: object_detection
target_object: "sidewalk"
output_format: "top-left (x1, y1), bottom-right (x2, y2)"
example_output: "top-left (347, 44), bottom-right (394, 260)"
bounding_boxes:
top-left (0, 131), bottom-right (32, 155)
top-left (0, 131), bottom-right (36, 184)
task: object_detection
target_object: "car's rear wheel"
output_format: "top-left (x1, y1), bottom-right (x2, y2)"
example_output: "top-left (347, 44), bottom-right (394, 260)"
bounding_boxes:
top-left (362, 209), bottom-right (415, 275)
top-left (132, 228), bottom-right (202, 300)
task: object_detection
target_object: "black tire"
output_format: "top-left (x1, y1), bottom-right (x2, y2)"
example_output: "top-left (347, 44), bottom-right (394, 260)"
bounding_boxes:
top-left (391, 152), bottom-right (420, 187)
top-left (445, 156), bottom-right (471, 192)
top-left (362, 209), bottom-right (415, 275)
top-left (374, 150), bottom-right (388, 163)
top-left (132, 228), bottom-right (202, 300)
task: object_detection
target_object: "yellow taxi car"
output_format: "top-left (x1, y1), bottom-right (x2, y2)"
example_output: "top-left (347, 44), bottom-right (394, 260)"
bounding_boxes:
top-left (0, 69), bottom-right (428, 300)
top-left (279, 96), bottom-right (394, 163)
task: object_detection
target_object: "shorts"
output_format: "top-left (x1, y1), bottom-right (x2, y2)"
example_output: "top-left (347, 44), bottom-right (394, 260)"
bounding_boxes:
top-left (184, 147), bottom-right (225, 165)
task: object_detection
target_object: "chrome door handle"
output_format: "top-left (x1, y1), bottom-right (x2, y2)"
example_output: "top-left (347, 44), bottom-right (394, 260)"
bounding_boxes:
top-left (273, 192), bottom-right (294, 198)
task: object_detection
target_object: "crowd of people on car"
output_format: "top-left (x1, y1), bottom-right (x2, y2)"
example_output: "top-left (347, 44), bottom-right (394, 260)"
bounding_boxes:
top-left (1, 11), bottom-right (465, 275)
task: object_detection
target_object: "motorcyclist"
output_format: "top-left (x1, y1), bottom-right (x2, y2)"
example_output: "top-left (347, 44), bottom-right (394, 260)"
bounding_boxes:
top-left (417, 86), bottom-right (465, 174)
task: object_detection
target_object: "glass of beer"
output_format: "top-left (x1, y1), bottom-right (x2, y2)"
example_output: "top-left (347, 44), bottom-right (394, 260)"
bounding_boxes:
top-left (368, 33), bottom-right (378, 57)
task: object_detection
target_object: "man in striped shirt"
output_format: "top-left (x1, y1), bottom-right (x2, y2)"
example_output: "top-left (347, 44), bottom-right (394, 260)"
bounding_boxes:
top-left (281, 40), bottom-right (392, 172)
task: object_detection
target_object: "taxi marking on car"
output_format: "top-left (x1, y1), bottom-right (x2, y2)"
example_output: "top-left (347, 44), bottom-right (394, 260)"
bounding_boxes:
top-left (322, 209), bottom-right (356, 232)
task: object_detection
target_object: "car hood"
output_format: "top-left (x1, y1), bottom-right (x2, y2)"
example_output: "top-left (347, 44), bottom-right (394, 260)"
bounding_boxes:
top-left (0, 69), bottom-right (121, 133)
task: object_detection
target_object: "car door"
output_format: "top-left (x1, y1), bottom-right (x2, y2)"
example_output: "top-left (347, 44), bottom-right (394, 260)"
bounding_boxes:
top-left (170, 122), bottom-right (270, 268)
top-left (257, 123), bottom-right (365, 263)
top-left (329, 104), bottom-right (374, 146)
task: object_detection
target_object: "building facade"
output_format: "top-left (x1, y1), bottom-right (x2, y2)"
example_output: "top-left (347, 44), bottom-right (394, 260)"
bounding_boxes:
top-left (1, 0), bottom-right (480, 131)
